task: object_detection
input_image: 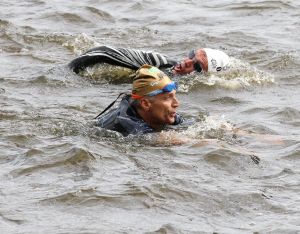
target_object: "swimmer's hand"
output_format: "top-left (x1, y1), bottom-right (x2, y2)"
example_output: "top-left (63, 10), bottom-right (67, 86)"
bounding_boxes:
top-left (156, 131), bottom-right (190, 146)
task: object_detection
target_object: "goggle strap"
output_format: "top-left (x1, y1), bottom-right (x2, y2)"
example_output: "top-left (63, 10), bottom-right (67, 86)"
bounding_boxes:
top-left (131, 82), bottom-right (177, 99)
top-left (94, 92), bottom-right (127, 119)
top-left (131, 94), bottom-right (144, 99)
top-left (188, 50), bottom-right (195, 59)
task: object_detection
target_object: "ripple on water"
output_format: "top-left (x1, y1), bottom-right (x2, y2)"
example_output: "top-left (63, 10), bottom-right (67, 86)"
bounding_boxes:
top-left (9, 146), bottom-right (95, 178)
top-left (22, 33), bottom-right (71, 46)
top-left (261, 52), bottom-right (298, 72)
top-left (251, 168), bottom-right (295, 180)
top-left (40, 186), bottom-right (150, 209)
top-left (85, 6), bottom-right (114, 22)
top-left (242, 107), bottom-right (278, 115)
top-left (28, 74), bottom-right (74, 88)
top-left (0, 212), bottom-right (25, 225)
top-left (44, 12), bottom-right (91, 24)
top-left (279, 143), bottom-right (300, 161)
top-left (210, 96), bottom-right (246, 105)
top-left (201, 148), bottom-right (260, 173)
top-left (218, 191), bottom-right (287, 215)
top-left (238, 123), bottom-right (278, 135)
top-left (145, 224), bottom-right (186, 234)
top-left (273, 107), bottom-right (300, 126)
top-left (214, 0), bottom-right (294, 11)
top-left (0, 110), bottom-right (18, 120)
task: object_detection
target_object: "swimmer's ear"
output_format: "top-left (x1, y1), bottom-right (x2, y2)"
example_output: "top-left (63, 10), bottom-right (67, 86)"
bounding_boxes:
top-left (140, 98), bottom-right (152, 111)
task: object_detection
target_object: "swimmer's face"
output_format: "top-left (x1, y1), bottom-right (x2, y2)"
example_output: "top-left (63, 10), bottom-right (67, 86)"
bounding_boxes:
top-left (173, 58), bottom-right (195, 75)
top-left (173, 49), bottom-right (206, 75)
top-left (141, 90), bottom-right (180, 130)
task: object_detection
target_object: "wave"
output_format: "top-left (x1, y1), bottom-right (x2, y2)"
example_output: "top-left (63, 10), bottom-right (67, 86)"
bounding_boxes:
top-left (238, 123), bottom-right (278, 135)
top-left (0, 110), bottom-right (18, 120)
top-left (278, 143), bottom-right (300, 160)
top-left (208, 1), bottom-right (294, 11)
top-left (273, 107), bottom-right (300, 126)
top-left (0, 212), bottom-right (25, 225)
top-left (25, 65), bottom-right (95, 89)
top-left (40, 186), bottom-right (150, 209)
top-left (42, 12), bottom-right (90, 24)
top-left (9, 146), bottom-right (95, 178)
top-left (210, 96), bottom-right (245, 105)
top-left (85, 6), bottom-right (114, 21)
top-left (261, 52), bottom-right (299, 72)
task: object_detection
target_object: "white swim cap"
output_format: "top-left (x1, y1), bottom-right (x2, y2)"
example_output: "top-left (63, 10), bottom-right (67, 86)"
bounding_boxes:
top-left (203, 48), bottom-right (230, 72)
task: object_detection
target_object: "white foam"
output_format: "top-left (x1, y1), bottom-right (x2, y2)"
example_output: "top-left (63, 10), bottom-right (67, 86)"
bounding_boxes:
top-left (182, 115), bottom-right (234, 140)
top-left (177, 57), bottom-right (275, 91)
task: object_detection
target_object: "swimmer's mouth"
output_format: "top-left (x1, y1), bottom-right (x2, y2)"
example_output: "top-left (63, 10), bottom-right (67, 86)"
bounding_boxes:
top-left (174, 63), bottom-right (182, 71)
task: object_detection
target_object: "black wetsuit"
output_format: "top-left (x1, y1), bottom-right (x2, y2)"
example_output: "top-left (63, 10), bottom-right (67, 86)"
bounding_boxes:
top-left (69, 46), bottom-right (177, 74)
top-left (96, 95), bottom-right (184, 136)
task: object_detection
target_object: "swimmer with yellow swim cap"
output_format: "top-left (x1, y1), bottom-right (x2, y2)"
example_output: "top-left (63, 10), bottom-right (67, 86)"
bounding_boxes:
top-left (95, 64), bottom-right (183, 136)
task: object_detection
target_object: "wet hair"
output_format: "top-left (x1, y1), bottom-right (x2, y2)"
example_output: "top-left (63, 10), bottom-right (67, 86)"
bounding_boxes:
top-left (131, 98), bottom-right (141, 109)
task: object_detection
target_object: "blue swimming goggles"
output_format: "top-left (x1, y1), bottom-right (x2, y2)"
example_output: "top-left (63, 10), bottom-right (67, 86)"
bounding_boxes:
top-left (146, 81), bottom-right (178, 97)
top-left (188, 50), bottom-right (202, 73)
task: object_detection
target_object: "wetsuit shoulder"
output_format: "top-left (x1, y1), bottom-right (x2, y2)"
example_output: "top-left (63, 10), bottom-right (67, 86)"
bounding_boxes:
top-left (96, 95), bottom-right (154, 136)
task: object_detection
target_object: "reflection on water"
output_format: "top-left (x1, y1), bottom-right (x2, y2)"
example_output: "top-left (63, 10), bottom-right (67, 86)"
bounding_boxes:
top-left (0, 0), bottom-right (300, 233)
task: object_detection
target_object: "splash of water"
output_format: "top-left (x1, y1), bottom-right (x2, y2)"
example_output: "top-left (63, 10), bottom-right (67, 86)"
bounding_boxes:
top-left (177, 57), bottom-right (275, 92)
top-left (79, 64), bottom-right (135, 84)
top-left (63, 33), bottom-right (100, 55)
top-left (182, 115), bottom-right (234, 139)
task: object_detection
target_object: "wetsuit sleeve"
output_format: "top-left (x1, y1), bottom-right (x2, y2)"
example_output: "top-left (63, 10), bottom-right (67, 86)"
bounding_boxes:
top-left (68, 45), bottom-right (177, 73)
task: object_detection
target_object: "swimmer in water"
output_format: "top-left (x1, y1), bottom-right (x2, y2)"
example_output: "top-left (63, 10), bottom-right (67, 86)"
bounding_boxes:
top-left (95, 64), bottom-right (183, 136)
top-left (69, 45), bottom-right (230, 76)
top-left (173, 48), bottom-right (230, 74)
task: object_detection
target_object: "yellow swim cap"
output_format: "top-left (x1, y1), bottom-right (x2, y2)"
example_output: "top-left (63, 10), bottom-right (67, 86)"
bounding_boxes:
top-left (132, 64), bottom-right (172, 98)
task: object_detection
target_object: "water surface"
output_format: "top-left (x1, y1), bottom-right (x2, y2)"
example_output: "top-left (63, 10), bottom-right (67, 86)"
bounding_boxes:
top-left (0, 0), bottom-right (299, 233)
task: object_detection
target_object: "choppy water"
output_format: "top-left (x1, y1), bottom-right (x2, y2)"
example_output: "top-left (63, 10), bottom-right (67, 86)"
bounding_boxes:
top-left (1, 1), bottom-right (300, 233)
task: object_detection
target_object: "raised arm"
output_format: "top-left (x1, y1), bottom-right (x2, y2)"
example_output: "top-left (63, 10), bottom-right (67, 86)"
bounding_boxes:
top-left (68, 45), bottom-right (177, 73)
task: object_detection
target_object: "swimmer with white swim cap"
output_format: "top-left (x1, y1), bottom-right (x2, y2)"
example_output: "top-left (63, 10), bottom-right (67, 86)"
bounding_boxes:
top-left (69, 45), bottom-right (230, 76)
top-left (173, 48), bottom-right (230, 75)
